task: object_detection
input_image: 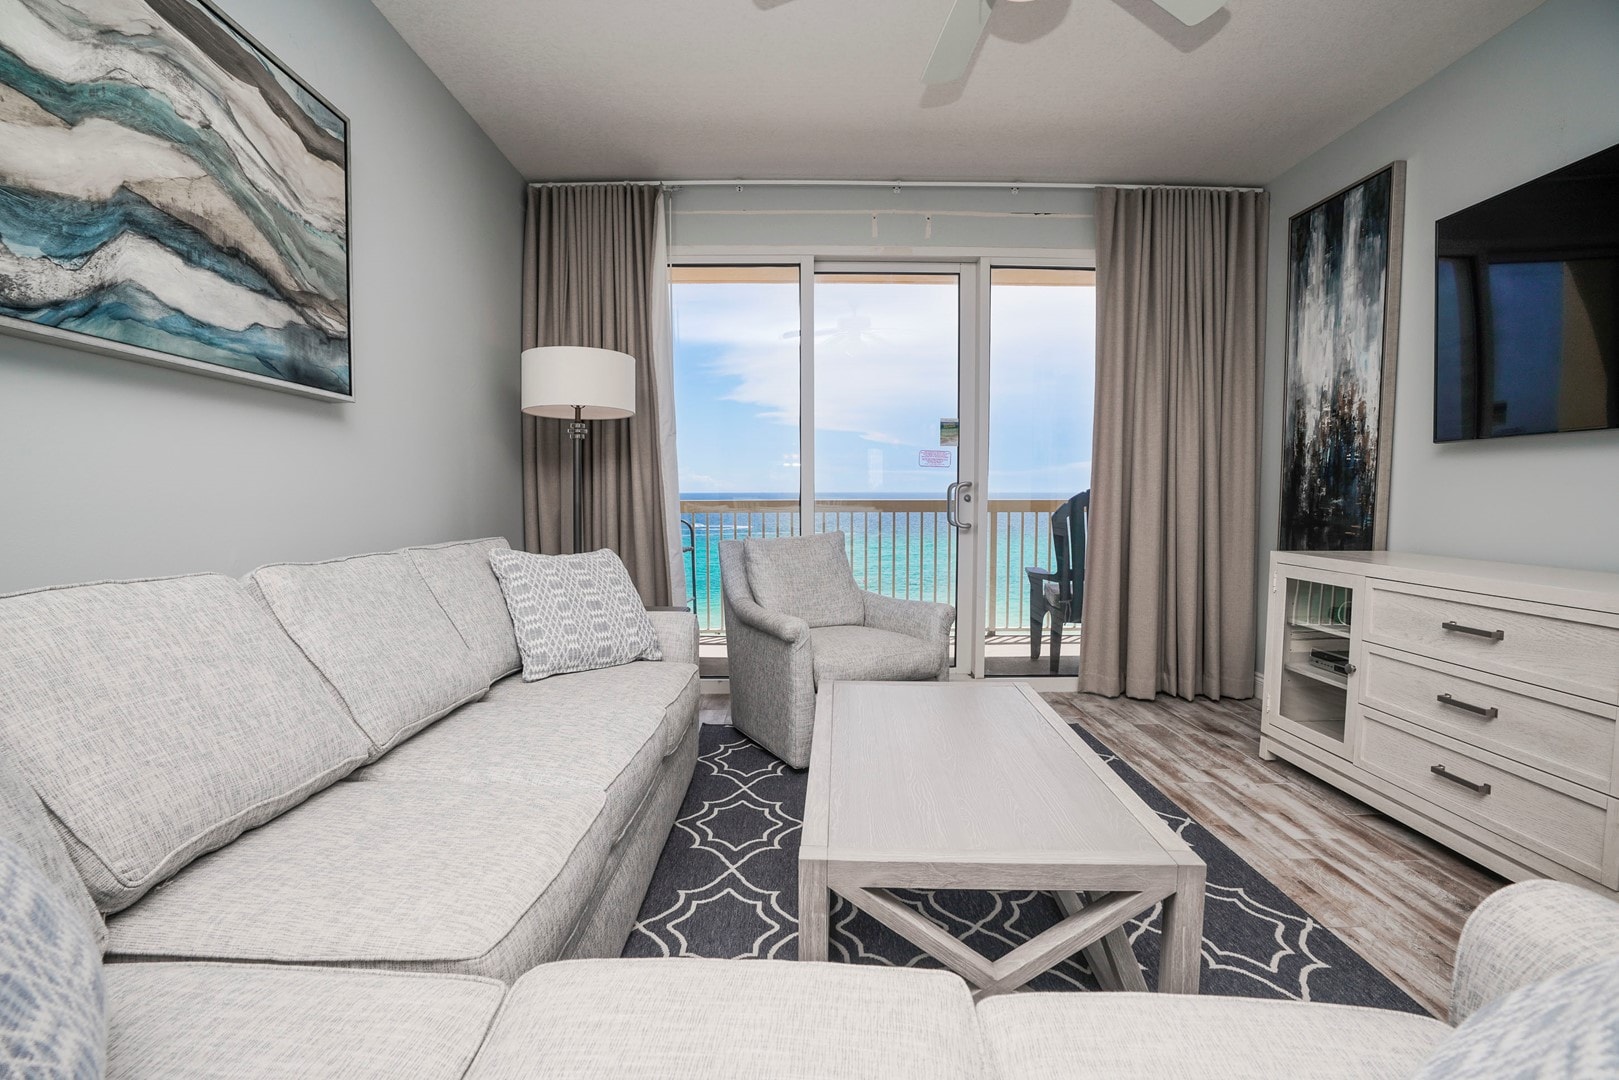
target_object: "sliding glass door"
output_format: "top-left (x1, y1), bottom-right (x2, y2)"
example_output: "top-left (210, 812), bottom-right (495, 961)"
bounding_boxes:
top-left (672, 258), bottom-right (1089, 682)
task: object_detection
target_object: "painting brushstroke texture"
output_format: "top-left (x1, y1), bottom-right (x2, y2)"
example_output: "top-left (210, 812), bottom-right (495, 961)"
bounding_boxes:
top-left (1280, 164), bottom-right (1403, 551)
top-left (0, 0), bottom-right (350, 396)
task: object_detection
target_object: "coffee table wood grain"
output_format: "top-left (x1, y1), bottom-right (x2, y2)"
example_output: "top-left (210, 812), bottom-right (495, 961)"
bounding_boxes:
top-left (797, 681), bottom-right (1206, 998)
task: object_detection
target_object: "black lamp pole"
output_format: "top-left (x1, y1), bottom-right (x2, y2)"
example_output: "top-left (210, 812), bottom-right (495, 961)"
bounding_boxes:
top-left (569, 404), bottom-right (587, 552)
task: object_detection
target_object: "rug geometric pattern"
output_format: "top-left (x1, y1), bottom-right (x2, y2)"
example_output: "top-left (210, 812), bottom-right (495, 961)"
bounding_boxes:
top-left (625, 724), bottom-right (1428, 1015)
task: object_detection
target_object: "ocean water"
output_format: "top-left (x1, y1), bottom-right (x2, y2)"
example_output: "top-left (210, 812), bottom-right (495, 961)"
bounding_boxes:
top-left (679, 493), bottom-right (1068, 632)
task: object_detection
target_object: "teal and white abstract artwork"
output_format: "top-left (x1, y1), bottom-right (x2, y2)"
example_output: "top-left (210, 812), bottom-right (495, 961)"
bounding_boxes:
top-left (0, 0), bottom-right (352, 398)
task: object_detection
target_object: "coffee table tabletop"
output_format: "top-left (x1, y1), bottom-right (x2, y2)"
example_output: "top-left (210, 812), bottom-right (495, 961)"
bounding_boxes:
top-left (798, 681), bottom-right (1206, 998)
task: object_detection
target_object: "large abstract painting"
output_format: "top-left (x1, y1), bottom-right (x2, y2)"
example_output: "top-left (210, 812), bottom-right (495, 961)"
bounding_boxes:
top-left (1279, 162), bottom-right (1405, 551)
top-left (0, 0), bottom-right (351, 399)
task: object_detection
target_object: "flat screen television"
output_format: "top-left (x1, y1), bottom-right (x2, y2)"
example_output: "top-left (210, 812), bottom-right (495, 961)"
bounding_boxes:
top-left (1434, 141), bottom-right (1619, 441)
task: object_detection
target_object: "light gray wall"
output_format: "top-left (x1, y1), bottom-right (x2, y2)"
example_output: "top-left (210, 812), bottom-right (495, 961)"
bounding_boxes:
top-left (1257, 0), bottom-right (1619, 666)
top-left (0, 0), bottom-right (524, 593)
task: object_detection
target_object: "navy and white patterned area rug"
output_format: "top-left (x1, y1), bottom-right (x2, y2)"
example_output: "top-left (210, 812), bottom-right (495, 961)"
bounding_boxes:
top-left (624, 723), bottom-right (1428, 1015)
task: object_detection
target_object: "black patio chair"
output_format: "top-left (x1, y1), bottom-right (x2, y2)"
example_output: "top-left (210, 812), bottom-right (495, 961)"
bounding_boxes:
top-left (1024, 490), bottom-right (1088, 673)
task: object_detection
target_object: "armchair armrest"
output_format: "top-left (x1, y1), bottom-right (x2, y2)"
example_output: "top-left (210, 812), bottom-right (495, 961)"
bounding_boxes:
top-left (726, 593), bottom-right (811, 646)
top-left (1451, 879), bottom-right (1619, 1024)
top-left (645, 609), bottom-right (698, 666)
top-left (861, 591), bottom-right (955, 645)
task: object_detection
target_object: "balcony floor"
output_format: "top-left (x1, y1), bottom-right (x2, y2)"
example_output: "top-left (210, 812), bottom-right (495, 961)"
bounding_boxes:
top-left (695, 628), bottom-right (1080, 679)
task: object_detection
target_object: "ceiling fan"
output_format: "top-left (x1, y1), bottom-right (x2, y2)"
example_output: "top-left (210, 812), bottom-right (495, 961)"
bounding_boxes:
top-left (923, 0), bottom-right (1227, 84)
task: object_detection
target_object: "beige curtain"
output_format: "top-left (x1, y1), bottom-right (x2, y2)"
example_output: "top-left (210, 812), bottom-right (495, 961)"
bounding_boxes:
top-left (521, 183), bottom-right (672, 607)
top-left (1078, 186), bottom-right (1268, 702)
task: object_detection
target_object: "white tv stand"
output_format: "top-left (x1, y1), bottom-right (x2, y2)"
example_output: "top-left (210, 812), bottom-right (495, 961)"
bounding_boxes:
top-left (1261, 550), bottom-right (1619, 895)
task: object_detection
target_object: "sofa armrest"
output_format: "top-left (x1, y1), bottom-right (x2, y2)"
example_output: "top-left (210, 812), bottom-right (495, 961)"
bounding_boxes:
top-left (645, 610), bottom-right (699, 666)
top-left (1450, 879), bottom-right (1619, 1024)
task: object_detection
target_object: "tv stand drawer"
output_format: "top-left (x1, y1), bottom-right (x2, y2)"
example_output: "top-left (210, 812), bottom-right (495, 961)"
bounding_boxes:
top-left (1365, 582), bottom-right (1619, 704)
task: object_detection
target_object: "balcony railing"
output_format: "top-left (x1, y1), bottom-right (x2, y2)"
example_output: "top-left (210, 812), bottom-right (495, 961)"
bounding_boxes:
top-left (680, 498), bottom-right (1070, 637)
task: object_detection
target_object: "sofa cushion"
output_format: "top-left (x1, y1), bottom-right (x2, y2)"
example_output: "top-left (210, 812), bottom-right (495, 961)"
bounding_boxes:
top-left (810, 625), bottom-right (944, 685)
top-left (404, 538), bottom-right (522, 684)
top-left (483, 660), bottom-right (701, 758)
top-left (743, 531), bottom-right (864, 628)
top-left (105, 780), bottom-right (608, 982)
top-left (0, 837), bottom-right (105, 1079)
top-left (106, 963), bottom-right (503, 1080)
top-left (489, 548), bottom-right (661, 681)
top-left (0, 575), bottom-right (372, 912)
top-left (976, 992), bottom-right (1450, 1079)
top-left (250, 552), bottom-right (489, 754)
top-left (1412, 955), bottom-right (1619, 1079)
top-left (0, 749), bottom-right (105, 950)
top-left (362, 663), bottom-right (699, 842)
top-left (464, 958), bottom-right (985, 1080)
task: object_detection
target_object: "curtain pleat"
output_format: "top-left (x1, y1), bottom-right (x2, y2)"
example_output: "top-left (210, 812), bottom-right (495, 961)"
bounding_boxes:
top-left (520, 184), bottom-right (672, 607)
top-left (1078, 186), bottom-right (1268, 701)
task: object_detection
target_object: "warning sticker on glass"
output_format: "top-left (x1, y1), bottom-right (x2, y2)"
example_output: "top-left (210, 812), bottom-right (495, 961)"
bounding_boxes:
top-left (919, 449), bottom-right (953, 468)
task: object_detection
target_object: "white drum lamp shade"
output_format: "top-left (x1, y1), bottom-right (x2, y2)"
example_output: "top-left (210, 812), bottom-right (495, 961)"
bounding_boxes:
top-left (521, 346), bottom-right (636, 419)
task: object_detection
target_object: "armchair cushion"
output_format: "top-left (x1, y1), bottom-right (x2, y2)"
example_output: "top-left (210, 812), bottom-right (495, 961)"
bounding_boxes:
top-left (810, 626), bottom-right (944, 686)
top-left (743, 532), bottom-right (864, 628)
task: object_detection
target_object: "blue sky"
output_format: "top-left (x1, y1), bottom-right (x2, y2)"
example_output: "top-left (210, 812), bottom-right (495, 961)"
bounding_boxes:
top-left (672, 276), bottom-right (1095, 498)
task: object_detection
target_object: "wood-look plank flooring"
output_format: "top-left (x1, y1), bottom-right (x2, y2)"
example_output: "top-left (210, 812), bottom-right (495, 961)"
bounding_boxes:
top-left (702, 689), bottom-right (1508, 1016)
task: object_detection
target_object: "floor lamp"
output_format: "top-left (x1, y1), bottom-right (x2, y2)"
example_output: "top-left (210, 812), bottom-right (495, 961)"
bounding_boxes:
top-left (521, 346), bottom-right (637, 552)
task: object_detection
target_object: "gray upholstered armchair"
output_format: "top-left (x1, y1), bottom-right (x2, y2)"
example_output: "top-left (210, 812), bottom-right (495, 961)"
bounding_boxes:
top-left (718, 531), bottom-right (955, 768)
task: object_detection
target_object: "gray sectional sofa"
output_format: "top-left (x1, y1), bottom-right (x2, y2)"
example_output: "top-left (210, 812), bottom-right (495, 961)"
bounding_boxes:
top-left (3, 535), bottom-right (1617, 1077)
top-left (0, 537), bottom-right (700, 984)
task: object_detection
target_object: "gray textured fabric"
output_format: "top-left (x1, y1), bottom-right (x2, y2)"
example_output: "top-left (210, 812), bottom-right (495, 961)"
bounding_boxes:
top-left (810, 625), bottom-right (947, 686)
top-left (490, 548), bottom-right (661, 681)
top-left (106, 780), bottom-right (609, 982)
top-left (1080, 186), bottom-right (1267, 701)
top-left (106, 963), bottom-right (503, 1080)
top-left (484, 660), bottom-right (699, 758)
top-left (646, 609), bottom-right (699, 666)
top-left (357, 693), bottom-right (666, 844)
top-left (0, 837), bottom-right (105, 1079)
top-left (250, 553), bottom-right (489, 754)
top-left (0, 749), bottom-right (105, 950)
top-left (563, 721), bottom-right (698, 960)
top-left (743, 531), bottom-right (865, 628)
top-left (721, 540), bottom-right (954, 768)
top-left (977, 992), bottom-right (1449, 1079)
top-left (466, 959), bottom-right (985, 1080)
top-left (0, 574), bottom-right (371, 912)
top-left (720, 540), bottom-right (817, 768)
top-left (405, 538), bottom-right (522, 684)
top-left (1415, 956), bottom-right (1619, 1079)
top-left (1450, 879), bottom-right (1619, 1024)
top-left (522, 184), bottom-right (672, 607)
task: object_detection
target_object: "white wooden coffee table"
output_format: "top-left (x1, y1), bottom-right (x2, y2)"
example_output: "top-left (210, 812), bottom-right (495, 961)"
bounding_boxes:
top-left (798, 681), bottom-right (1205, 998)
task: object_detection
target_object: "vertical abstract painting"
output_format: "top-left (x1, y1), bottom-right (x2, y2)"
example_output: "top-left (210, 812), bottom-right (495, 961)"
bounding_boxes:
top-left (0, 0), bottom-right (351, 398)
top-left (1280, 163), bottom-right (1405, 551)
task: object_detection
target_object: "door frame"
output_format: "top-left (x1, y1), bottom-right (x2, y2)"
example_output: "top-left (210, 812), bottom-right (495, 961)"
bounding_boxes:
top-left (671, 252), bottom-right (1091, 689)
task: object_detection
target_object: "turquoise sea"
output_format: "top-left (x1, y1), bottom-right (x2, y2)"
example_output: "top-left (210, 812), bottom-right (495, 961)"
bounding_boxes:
top-left (679, 492), bottom-right (1068, 632)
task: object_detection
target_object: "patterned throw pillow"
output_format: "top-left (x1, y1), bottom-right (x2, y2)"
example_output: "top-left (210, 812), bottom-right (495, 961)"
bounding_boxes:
top-left (0, 837), bottom-right (106, 1079)
top-left (1412, 954), bottom-right (1619, 1078)
top-left (488, 549), bottom-right (661, 681)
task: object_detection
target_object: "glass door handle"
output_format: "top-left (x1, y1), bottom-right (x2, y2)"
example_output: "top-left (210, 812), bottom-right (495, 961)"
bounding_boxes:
top-left (946, 481), bottom-right (974, 531)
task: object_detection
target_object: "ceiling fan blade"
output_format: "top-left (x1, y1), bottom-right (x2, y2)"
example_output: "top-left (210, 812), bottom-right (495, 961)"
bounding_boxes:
top-left (1151, 0), bottom-right (1225, 26)
top-left (922, 0), bottom-right (993, 85)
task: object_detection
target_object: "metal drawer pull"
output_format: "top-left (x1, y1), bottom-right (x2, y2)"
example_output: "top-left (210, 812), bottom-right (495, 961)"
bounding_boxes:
top-left (1436, 693), bottom-right (1499, 720)
top-left (1430, 764), bottom-right (1491, 795)
top-left (1441, 620), bottom-right (1505, 642)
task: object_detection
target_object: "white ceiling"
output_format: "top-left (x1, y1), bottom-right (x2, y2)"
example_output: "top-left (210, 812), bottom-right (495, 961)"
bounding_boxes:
top-left (370, 0), bottom-right (1546, 185)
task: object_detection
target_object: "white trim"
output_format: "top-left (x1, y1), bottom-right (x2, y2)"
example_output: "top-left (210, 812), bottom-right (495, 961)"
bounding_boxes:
top-left (651, 193), bottom-right (686, 604)
top-left (671, 243), bottom-right (1095, 262)
top-left (533, 178), bottom-right (1264, 193)
top-left (798, 255), bottom-right (816, 532)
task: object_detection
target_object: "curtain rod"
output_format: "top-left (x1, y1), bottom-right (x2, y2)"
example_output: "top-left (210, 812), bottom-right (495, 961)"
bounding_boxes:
top-left (526, 178), bottom-right (1265, 193)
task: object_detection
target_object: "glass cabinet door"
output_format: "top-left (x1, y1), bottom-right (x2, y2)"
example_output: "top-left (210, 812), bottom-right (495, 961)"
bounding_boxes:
top-left (1265, 569), bottom-right (1361, 759)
